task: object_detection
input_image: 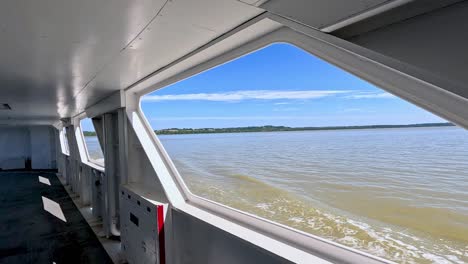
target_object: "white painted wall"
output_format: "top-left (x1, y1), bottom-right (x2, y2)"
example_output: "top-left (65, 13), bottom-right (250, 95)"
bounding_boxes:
top-left (30, 126), bottom-right (56, 169)
top-left (0, 126), bottom-right (57, 170)
top-left (171, 210), bottom-right (293, 264)
top-left (349, 1), bottom-right (468, 100)
top-left (0, 127), bottom-right (30, 169)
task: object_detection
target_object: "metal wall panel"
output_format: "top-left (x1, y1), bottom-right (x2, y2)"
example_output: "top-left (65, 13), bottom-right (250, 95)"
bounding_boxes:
top-left (350, 1), bottom-right (468, 100)
top-left (121, 186), bottom-right (164, 264)
top-left (0, 126), bottom-right (56, 170)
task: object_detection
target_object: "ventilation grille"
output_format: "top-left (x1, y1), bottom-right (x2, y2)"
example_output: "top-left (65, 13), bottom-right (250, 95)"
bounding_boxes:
top-left (0, 104), bottom-right (11, 110)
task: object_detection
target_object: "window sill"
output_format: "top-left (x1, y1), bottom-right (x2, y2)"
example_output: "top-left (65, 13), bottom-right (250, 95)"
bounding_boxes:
top-left (82, 160), bottom-right (105, 172)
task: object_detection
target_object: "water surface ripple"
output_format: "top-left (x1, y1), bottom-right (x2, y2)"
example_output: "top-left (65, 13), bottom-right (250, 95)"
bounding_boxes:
top-left (159, 127), bottom-right (468, 264)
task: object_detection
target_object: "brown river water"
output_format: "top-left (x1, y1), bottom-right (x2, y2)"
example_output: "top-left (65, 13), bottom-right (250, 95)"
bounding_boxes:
top-left (88, 126), bottom-right (468, 263)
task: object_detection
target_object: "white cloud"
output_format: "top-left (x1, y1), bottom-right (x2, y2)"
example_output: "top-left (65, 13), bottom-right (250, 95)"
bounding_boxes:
top-left (340, 108), bottom-right (376, 113)
top-left (273, 107), bottom-right (300, 112)
top-left (151, 116), bottom-right (326, 121)
top-left (345, 92), bottom-right (396, 99)
top-left (341, 108), bottom-right (363, 112)
top-left (143, 90), bottom-right (349, 102)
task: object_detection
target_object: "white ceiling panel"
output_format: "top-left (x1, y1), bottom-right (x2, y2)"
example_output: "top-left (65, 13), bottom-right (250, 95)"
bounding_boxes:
top-left (0, 0), bottom-right (261, 124)
top-left (74, 0), bottom-right (262, 114)
top-left (0, 0), bottom-right (167, 123)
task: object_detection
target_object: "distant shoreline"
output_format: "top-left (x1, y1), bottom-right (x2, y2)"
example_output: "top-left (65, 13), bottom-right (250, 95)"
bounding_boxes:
top-left (153, 122), bottom-right (454, 135)
top-left (82, 123), bottom-right (455, 136)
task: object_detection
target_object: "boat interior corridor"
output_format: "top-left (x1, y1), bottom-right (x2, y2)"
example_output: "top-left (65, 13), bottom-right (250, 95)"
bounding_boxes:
top-left (1, 0), bottom-right (467, 263)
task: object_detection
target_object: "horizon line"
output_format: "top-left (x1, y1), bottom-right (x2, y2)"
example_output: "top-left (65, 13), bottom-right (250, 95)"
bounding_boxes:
top-left (154, 122), bottom-right (454, 131)
top-left (82, 122), bottom-right (454, 134)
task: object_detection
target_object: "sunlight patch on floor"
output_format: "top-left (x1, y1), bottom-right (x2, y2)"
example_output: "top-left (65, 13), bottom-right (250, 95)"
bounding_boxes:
top-left (38, 176), bottom-right (51, 185)
top-left (42, 196), bottom-right (67, 222)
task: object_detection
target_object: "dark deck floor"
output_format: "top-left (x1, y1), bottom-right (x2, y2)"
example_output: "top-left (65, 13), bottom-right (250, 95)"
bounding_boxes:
top-left (0, 171), bottom-right (113, 264)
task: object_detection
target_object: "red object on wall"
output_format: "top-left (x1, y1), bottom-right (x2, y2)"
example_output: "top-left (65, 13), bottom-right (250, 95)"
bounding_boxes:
top-left (157, 205), bottom-right (166, 264)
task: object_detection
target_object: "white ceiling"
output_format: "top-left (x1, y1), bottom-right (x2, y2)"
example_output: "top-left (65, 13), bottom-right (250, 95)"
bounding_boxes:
top-left (1, 0), bottom-right (442, 125)
top-left (0, 0), bottom-right (262, 124)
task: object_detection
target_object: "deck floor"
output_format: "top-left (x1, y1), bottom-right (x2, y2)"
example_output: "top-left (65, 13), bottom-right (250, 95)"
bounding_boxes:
top-left (0, 171), bottom-right (113, 264)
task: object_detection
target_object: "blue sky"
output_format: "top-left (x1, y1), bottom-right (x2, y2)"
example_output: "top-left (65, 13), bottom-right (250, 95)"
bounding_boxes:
top-left (101, 43), bottom-right (445, 131)
top-left (81, 118), bottom-right (95, 132)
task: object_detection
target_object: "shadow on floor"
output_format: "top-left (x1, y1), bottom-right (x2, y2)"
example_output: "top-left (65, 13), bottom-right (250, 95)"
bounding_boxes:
top-left (0, 171), bottom-right (113, 264)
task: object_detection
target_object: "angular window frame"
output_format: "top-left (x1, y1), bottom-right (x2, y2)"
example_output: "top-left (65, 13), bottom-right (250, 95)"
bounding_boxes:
top-left (78, 117), bottom-right (105, 168)
top-left (138, 42), bottom-right (395, 264)
top-left (59, 127), bottom-right (70, 156)
top-left (132, 15), bottom-right (468, 264)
